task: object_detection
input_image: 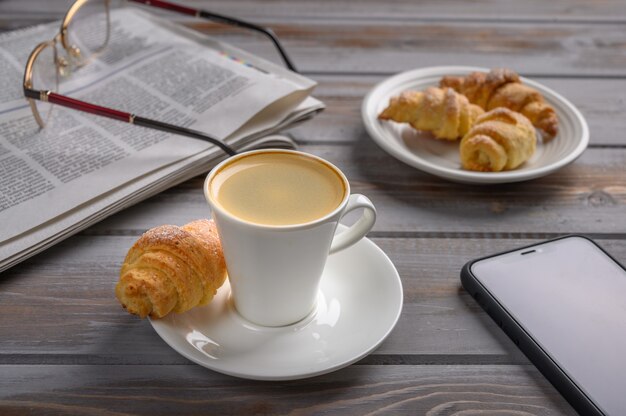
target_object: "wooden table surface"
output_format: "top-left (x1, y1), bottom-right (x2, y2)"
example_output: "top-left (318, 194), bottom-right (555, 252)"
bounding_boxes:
top-left (2, 0), bottom-right (625, 414)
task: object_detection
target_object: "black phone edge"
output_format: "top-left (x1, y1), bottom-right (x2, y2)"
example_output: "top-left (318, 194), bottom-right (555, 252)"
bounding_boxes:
top-left (460, 234), bottom-right (606, 416)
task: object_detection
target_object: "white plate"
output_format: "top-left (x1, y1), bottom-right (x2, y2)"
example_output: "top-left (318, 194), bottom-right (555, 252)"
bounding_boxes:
top-left (362, 66), bottom-right (589, 184)
top-left (150, 226), bottom-right (403, 381)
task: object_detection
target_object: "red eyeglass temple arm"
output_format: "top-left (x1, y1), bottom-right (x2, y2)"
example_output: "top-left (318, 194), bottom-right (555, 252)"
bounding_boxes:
top-left (24, 88), bottom-right (236, 155)
top-left (128, 0), bottom-right (297, 72)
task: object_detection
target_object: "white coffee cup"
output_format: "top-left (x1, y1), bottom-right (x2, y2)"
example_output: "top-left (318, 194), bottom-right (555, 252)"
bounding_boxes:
top-left (204, 149), bottom-right (376, 327)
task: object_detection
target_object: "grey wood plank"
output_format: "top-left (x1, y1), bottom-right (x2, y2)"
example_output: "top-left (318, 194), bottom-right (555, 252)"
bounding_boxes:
top-left (291, 75), bottom-right (626, 146)
top-left (1, 0), bottom-right (625, 22)
top-left (2, 12), bottom-right (626, 76)
top-left (2, 236), bottom-right (625, 362)
top-left (186, 20), bottom-right (626, 76)
top-left (0, 3), bottom-right (607, 415)
top-left (0, 364), bottom-right (576, 415)
top-left (86, 145), bottom-right (626, 235)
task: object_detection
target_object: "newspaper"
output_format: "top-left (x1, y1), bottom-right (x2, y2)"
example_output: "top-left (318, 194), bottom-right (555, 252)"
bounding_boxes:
top-left (0, 7), bottom-right (324, 272)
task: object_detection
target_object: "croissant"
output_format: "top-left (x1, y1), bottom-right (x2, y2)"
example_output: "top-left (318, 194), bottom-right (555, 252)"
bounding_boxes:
top-left (440, 68), bottom-right (558, 140)
top-left (378, 87), bottom-right (484, 140)
top-left (115, 219), bottom-right (227, 318)
top-left (460, 108), bottom-right (536, 172)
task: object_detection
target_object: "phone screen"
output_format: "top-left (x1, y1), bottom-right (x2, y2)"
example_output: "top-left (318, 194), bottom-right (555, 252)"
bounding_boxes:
top-left (471, 236), bottom-right (626, 416)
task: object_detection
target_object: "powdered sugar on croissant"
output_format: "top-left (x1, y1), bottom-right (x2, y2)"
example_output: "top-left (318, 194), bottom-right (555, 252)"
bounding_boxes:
top-left (115, 219), bottom-right (227, 318)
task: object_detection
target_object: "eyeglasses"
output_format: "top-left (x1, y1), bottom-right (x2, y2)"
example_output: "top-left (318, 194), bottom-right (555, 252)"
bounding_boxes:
top-left (22, 0), bottom-right (299, 156)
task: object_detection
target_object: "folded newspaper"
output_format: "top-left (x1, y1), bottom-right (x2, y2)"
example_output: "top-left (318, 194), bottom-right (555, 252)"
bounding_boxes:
top-left (0, 7), bottom-right (324, 272)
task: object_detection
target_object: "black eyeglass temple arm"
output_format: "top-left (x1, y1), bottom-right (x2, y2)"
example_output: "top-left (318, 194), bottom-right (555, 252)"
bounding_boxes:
top-left (197, 10), bottom-right (298, 73)
top-left (133, 116), bottom-right (236, 156)
top-left (128, 0), bottom-right (298, 73)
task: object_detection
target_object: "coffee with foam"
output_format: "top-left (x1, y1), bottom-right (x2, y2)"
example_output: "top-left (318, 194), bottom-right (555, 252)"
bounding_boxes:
top-left (210, 152), bottom-right (346, 226)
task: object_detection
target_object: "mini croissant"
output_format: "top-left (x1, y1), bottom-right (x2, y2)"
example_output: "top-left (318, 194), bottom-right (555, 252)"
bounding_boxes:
top-left (440, 68), bottom-right (558, 140)
top-left (460, 108), bottom-right (536, 172)
top-left (116, 219), bottom-right (227, 318)
top-left (378, 87), bottom-right (484, 140)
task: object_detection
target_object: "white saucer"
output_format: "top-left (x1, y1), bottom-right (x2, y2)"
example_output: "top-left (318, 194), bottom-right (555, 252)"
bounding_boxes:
top-left (149, 226), bottom-right (403, 380)
top-left (362, 66), bottom-right (589, 184)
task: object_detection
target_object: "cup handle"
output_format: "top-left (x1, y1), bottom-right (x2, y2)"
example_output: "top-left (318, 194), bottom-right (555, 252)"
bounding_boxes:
top-left (329, 194), bottom-right (377, 254)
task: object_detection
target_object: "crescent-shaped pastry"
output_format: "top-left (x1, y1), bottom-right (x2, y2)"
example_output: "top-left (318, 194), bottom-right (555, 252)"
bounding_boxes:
top-left (441, 68), bottom-right (558, 140)
top-left (460, 108), bottom-right (536, 172)
top-left (378, 87), bottom-right (484, 140)
top-left (115, 219), bottom-right (227, 318)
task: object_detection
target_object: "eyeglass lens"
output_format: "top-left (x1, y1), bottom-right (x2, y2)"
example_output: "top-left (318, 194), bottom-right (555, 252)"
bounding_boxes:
top-left (31, 43), bottom-right (59, 126)
top-left (65, 0), bottom-right (110, 65)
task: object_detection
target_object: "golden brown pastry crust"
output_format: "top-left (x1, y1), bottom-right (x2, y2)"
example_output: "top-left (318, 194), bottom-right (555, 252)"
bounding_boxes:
top-left (440, 68), bottom-right (558, 140)
top-left (116, 219), bottom-right (227, 318)
top-left (460, 107), bottom-right (536, 172)
top-left (378, 87), bottom-right (484, 140)
top-left (181, 220), bottom-right (227, 305)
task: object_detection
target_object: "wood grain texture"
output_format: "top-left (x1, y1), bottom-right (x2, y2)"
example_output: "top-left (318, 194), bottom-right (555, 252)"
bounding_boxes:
top-left (0, 365), bottom-right (576, 415)
top-left (82, 144), bottom-right (626, 235)
top-left (2, 5), bottom-right (626, 76)
top-left (186, 20), bottom-right (626, 76)
top-left (1, 0), bottom-right (626, 22)
top-left (2, 237), bottom-right (625, 363)
top-left (1, 0), bottom-right (624, 413)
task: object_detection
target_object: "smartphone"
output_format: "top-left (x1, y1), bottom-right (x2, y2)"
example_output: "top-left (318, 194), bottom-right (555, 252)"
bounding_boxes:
top-left (461, 235), bottom-right (626, 416)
